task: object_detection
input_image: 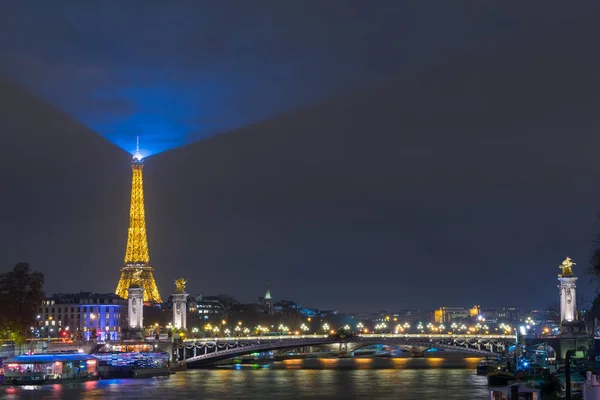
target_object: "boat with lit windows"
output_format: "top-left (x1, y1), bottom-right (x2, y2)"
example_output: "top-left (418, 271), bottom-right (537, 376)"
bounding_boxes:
top-left (92, 351), bottom-right (171, 379)
top-left (3, 353), bottom-right (98, 385)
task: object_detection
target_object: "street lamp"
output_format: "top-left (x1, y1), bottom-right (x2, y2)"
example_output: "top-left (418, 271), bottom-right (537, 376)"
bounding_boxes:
top-left (514, 325), bottom-right (527, 371)
top-left (89, 313), bottom-right (98, 339)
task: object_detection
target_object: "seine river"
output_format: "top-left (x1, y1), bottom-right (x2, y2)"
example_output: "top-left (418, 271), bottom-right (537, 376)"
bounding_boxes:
top-left (1, 358), bottom-right (490, 399)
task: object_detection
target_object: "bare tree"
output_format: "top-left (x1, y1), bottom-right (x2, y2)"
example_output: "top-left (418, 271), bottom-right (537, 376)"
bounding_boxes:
top-left (0, 263), bottom-right (44, 343)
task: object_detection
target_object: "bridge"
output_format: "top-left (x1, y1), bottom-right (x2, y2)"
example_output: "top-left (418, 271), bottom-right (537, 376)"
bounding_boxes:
top-left (176, 334), bottom-right (516, 366)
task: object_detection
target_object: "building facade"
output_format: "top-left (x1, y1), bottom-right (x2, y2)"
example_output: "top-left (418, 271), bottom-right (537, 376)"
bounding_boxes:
top-left (480, 307), bottom-right (518, 323)
top-left (434, 306), bottom-right (480, 324)
top-left (194, 293), bottom-right (231, 316)
top-left (38, 292), bottom-right (127, 341)
top-left (260, 281), bottom-right (274, 315)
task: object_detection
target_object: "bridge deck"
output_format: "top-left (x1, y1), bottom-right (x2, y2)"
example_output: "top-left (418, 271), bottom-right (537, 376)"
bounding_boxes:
top-left (179, 334), bottom-right (514, 364)
top-left (182, 333), bottom-right (515, 343)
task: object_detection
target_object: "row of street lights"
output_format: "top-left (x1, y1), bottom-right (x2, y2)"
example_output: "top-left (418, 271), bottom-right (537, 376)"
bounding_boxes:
top-left (151, 316), bottom-right (549, 339)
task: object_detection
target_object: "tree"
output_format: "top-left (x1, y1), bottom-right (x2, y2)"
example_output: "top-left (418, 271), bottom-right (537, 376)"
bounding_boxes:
top-left (546, 302), bottom-right (560, 325)
top-left (0, 263), bottom-right (44, 341)
top-left (587, 214), bottom-right (600, 330)
top-left (280, 307), bottom-right (302, 329)
top-left (589, 213), bottom-right (600, 280)
top-left (0, 321), bottom-right (27, 346)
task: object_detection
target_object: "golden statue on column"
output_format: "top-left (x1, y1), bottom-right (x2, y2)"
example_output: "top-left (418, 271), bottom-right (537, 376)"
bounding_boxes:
top-left (558, 257), bottom-right (575, 277)
top-left (174, 278), bottom-right (187, 293)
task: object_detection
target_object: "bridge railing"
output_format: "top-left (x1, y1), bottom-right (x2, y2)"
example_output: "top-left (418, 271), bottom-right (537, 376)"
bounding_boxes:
top-left (183, 333), bottom-right (515, 343)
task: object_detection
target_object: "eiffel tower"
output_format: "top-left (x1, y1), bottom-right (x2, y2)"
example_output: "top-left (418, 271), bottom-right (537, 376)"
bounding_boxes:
top-left (115, 139), bottom-right (162, 303)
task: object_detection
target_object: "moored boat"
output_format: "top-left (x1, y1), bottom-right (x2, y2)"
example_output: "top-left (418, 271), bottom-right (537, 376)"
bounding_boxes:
top-left (92, 351), bottom-right (171, 379)
top-left (477, 358), bottom-right (505, 375)
top-left (3, 353), bottom-right (98, 385)
top-left (487, 370), bottom-right (516, 386)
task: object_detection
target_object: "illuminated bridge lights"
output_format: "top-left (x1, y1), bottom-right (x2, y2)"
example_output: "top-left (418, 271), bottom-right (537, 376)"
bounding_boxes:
top-left (182, 333), bottom-right (516, 343)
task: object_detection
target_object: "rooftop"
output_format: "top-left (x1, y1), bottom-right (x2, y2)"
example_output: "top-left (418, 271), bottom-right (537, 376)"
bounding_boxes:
top-left (6, 353), bottom-right (96, 363)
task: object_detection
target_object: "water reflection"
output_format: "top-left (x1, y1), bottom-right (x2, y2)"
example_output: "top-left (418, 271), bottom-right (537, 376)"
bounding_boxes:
top-left (1, 358), bottom-right (489, 400)
top-left (272, 356), bottom-right (480, 369)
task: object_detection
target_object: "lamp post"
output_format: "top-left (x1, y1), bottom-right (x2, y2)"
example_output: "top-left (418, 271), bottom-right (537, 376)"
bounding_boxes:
top-left (565, 349), bottom-right (576, 400)
top-left (90, 313), bottom-right (97, 340)
top-left (515, 325), bottom-right (527, 371)
top-left (515, 328), bottom-right (519, 371)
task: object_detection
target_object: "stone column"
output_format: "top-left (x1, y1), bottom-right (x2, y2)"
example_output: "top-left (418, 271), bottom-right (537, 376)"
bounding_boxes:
top-left (558, 276), bottom-right (577, 323)
top-left (128, 287), bottom-right (144, 329)
top-left (172, 292), bottom-right (189, 330)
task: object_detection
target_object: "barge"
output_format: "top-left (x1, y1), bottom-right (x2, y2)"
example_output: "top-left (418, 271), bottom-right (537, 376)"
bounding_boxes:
top-left (92, 351), bottom-right (171, 379)
top-left (2, 353), bottom-right (98, 385)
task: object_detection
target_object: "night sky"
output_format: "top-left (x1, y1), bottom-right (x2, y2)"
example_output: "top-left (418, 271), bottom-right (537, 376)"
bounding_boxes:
top-left (1, 1), bottom-right (600, 312)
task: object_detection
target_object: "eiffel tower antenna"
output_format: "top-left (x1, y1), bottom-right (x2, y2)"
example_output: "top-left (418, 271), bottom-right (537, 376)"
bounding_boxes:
top-left (134, 136), bottom-right (142, 161)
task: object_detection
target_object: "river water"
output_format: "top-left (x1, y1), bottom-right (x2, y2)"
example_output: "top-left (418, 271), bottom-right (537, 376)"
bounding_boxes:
top-left (1, 358), bottom-right (490, 399)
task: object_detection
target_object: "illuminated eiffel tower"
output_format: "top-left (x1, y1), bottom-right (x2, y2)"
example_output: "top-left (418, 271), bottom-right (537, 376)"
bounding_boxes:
top-left (115, 139), bottom-right (162, 303)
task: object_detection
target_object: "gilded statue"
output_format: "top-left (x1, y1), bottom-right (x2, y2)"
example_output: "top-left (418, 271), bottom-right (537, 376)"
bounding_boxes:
top-left (174, 278), bottom-right (187, 293)
top-left (558, 257), bottom-right (575, 277)
top-left (130, 268), bottom-right (143, 287)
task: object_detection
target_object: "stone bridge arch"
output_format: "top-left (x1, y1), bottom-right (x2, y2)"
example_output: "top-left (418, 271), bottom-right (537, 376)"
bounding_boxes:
top-left (178, 335), bottom-right (506, 366)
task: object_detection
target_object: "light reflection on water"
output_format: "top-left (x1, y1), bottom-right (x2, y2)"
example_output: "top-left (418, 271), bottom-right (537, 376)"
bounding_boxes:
top-left (1, 358), bottom-right (489, 399)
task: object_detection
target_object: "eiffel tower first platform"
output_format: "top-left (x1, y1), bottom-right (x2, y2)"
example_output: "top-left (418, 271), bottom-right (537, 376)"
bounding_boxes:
top-left (115, 141), bottom-right (162, 303)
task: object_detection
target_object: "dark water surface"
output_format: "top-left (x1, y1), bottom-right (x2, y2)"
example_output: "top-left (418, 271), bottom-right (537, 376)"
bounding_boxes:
top-left (1, 358), bottom-right (490, 399)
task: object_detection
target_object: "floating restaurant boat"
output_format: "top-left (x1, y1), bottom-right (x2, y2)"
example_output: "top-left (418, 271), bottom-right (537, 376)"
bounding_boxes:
top-left (92, 351), bottom-right (171, 379)
top-left (2, 353), bottom-right (98, 385)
